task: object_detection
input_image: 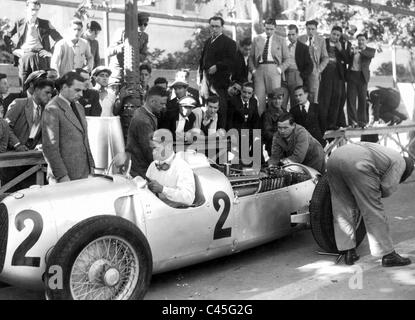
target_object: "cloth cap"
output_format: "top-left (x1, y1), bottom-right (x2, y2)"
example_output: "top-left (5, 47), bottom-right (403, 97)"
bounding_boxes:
top-left (178, 96), bottom-right (197, 108)
top-left (401, 156), bottom-right (414, 183)
top-left (268, 87), bottom-right (285, 99)
top-left (24, 70), bottom-right (47, 90)
top-left (92, 66), bottom-right (112, 77)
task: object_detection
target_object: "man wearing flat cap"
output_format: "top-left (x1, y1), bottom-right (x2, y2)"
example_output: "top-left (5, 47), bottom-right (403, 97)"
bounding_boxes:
top-left (2, 0), bottom-right (62, 85)
top-left (107, 12), bottom-right (150, 80)
top-left (92, 66), bottom-right (116, 116)
top-left (327, 142), bottom-right (414, 267)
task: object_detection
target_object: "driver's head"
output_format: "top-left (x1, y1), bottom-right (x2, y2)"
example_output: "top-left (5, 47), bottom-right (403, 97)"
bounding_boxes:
top-left (401, 156), bottom-right (414, 183)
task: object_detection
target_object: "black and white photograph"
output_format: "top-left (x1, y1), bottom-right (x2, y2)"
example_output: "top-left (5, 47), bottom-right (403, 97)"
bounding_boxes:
top-left (0, 0), bottom-right (415, 308)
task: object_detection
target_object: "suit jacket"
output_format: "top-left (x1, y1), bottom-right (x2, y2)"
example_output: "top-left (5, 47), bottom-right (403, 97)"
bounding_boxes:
top-left (250, 33), bottom-right (290, 71)
top-left (324, 38), bottom-right (349, 80)
top-left (298, 34), bottom-right (329, 73)
top-left (42, 96), bottom-right (95, 181)
top-left (294, 41), bottom-right (313, 82)
top-left (269, 124), bottom-right (325, 172)
top-left (233, 49), bottom-right (249, 83)
top-left (290, 102), bottom-right (324, 145)
top-left (79, 89), bottom-right (102, 117)
top-left (5, 97), bottom-right (42, 149)
top-left (199, 34), bottom-right (237, 89)
top-left (163, 106), bottom-right (196, 136)
top-left (5, 18), bottom-right (62, 52)
top-left (200, 111), bottom-right (224, 136)
top-left (347, 46), bottom-right (376, 84)
top-left (228, 96), bottom-right (260, 131)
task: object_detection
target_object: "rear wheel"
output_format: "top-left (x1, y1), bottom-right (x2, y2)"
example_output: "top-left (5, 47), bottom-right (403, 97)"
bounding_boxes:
top-left (309, 174), bottom-right (367, 253)
top-left (45, 215), bottom-right (152, 300)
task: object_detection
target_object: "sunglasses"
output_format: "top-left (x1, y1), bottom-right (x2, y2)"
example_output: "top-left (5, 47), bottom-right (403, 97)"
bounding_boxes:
top-left (139, 23), bottom-right (148, 27)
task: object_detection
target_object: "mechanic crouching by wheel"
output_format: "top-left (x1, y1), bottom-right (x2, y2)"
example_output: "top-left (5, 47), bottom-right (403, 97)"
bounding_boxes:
top-left (327, 142), bottom-right (414, 266)
top-left (268, 113), bottom-right (325, 173)
top-left (146, 129), bottom-right (195, 208)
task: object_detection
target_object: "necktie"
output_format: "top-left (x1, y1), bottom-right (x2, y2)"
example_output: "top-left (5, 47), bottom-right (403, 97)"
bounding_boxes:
top-left (301, 105), bottom-right (307, 117)
top-left (70, 101), bottom-right (83, 126)
top-left (155, 162), bottom-right (170, 171)
top-left (33, 105), bottom-right (41, 126)
top-left (243, 102), bottom-right (249, 122)
top-left (309, 37), bottom-right (313, 46)
top-left (262, 35), bottom-right (271, 62)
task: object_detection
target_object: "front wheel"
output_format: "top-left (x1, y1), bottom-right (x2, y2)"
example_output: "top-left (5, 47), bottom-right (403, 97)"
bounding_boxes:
top-left (309, 174), bottom-right (367, 253)
top-left (45, 215), bottom-right (152, 300)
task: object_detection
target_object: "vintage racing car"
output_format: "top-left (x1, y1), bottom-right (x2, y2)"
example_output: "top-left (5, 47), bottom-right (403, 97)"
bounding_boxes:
top-left (0, 150), bottom-right (366, 300)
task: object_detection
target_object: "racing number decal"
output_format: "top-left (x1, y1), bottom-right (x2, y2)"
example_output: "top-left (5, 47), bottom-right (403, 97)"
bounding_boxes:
top-left (213, 191), bottom-right (232, 240)
top-left (12, 210), bottom-right (43, 267)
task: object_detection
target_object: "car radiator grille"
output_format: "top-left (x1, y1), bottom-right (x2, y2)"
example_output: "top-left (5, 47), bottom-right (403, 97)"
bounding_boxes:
top-left (0, 203), bottom-right (8, 274)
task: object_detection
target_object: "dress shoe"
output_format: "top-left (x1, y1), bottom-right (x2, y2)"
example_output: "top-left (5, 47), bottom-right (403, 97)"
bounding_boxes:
top-left (382, 251), bottom-right (411, 267)
top-left (345, 248), bottom-right (360, 265)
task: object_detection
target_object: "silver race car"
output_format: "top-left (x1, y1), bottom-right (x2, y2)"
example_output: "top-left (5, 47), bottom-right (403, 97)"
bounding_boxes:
top-left (0, 149), bottom-right (364, 300)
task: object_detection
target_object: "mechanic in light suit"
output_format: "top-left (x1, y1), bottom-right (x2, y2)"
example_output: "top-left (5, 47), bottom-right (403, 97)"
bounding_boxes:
top-left (146, 129), bottom-right (195, 208)
top-left (298, 20), bottom-right (329, 103)
top-left (327, 142), bottom-right (414, 267)
top-left (250, 18), bottom-right (290, 116)
top-left (42, 71), bottom-right (95, 183)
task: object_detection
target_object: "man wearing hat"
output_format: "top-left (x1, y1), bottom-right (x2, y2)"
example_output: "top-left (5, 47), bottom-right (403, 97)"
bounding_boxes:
top-left (1, 70), bottom-right (47, 116)
top-left (107, 12), bottom-right (150, 81)
top-left (262, 87), bottom-right (287, 155)
top-left (92, 66), bottom-right (116, 116)
top-left (3, 0), bottom-right (62, 85)
top-left (163, 96), bottom-right (197, 140)
top-left (327, 142), bottom-right (414, 267)
top-left (146, 129), bottom-right (195, 208)
top-left (51, 19), bottom-right (93, 78)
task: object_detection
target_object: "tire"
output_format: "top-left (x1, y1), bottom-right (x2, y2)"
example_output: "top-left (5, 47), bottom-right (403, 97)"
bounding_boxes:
top-left (309, 174), bottom-right (367, 253)
top-left (44, 215), bottom-right (152, 300)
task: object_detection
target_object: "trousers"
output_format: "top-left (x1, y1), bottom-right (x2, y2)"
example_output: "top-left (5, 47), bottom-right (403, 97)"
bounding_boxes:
top-left (19, 51), bottom-right (50, 85)
top-left (347, 71), bottom-right (368, 125)
top-left (254, 64), bottom-right (281, 116)
top-left (327, 144), bottom-right (395, 257)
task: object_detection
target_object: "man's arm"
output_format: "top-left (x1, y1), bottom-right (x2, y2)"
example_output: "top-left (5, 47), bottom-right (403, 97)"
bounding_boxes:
top-left (302, 44), bottom-right (314, 79)
top-left (286, 128), bottom-right (309, 163)
top-left (107, 29), bottom-right (124, 57)
top-left (4, 100), bottom-right (24, 149)
top-left (84, 41), bottom-right (94, 72)
top-left (50, 40), bottom-right (62, 75)
top-left (162, 162), bottom-right (195, 206)
top-left (133, 119), bottom-right (154, 165)
top-left (279, 39), bottom-right (290, 72)
top-left (361, 47), bottom-right (376, 59)
top-left (318, 38), bottom-right (329, 73)
top-left (248, 38), bottom-right (257, 73)
top-left (269, 134), bottom-right (283, 165)
top-left (41, 105), bottom-right (68, 180)
top-left (93, 41), bottom-right (100, 68)
top-left (215, 37), bottom-right (237, 73)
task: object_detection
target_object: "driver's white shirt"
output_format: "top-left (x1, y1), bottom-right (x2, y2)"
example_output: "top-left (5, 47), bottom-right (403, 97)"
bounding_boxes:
top-left (146, 152), bottom-right (195, 207)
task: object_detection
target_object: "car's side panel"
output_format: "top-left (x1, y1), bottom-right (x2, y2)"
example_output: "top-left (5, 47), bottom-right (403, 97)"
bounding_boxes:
top-left (234, 179), bottom-right (316, 251)
top-left (146, 167), bottom-right (235, 274)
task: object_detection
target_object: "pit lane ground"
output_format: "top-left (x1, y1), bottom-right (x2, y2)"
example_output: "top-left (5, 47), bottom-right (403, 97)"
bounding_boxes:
top-left (1, 174), bottom-right (415, 300)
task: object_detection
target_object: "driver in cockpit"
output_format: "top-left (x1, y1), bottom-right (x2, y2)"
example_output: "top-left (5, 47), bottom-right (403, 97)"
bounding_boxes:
top-left (146, 129), bottom-right (196, 208)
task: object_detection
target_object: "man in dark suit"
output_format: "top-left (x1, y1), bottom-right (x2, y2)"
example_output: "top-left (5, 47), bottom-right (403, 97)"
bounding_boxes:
top-left (3, 0), bottom-right (62, 85)
top-left (319, 26), bottom-right (349, 132)
top-left (42, 72), bottom-right (95, 183)
top-left (199, 16), bottom-right (237, 126)
top-left (233, 37), bottom-right (251, 83)
top-left (347, 33), bottom-right (376, 127)
top-left (290, 86), bottom-right (324, 146)
top-left (283, 24), bottom-right (313, 109)
top-left (75, 68), bottom-right (102, 117)
top-left (6, 78), bottom-right (54, 150)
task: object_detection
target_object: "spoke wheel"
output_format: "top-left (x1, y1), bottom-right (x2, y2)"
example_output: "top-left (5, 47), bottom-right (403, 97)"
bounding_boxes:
top-left (70, 236), bottom-right (140, 300)
top-left (45, 215), bottom-right (152, 300)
